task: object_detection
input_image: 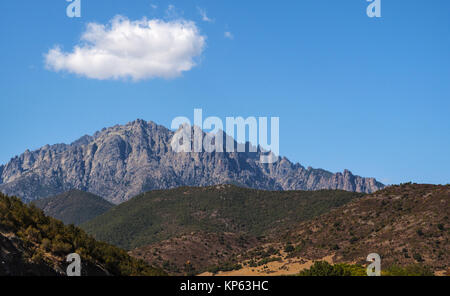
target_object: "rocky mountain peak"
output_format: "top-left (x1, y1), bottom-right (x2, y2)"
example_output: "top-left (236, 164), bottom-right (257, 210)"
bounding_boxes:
top-left (0, 119), bottom-right (384, 204)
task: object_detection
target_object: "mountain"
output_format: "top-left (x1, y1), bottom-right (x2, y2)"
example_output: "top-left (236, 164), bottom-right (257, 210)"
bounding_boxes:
top-left (215, 184), bottom-right (449, 276)
top-left (81, 185), bottom-right (362, 251)
top-left (0, 119), bottom-right (384, 204)
top-left (0, 192), bottom-right (165, 276)
top-left (33, 190), bottom-right (114, 225)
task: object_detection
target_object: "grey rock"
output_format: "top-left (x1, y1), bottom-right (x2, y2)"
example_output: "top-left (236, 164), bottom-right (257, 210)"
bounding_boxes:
top-left (0, 119), bottom-right (384, 204)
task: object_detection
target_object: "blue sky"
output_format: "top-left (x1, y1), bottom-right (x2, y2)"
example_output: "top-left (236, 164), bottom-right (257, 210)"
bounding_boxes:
top-left (0, 0), bottom-right (449, 185)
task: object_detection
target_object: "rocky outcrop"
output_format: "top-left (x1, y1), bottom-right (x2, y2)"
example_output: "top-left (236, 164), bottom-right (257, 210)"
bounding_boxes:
top-left (0, 119), bottom-right (384, 204)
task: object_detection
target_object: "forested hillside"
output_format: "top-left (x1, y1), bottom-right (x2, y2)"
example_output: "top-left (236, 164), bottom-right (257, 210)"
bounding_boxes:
top-left (33, 190), bottom-right (113, 225)
top-left (82, 185), bottom-right (362, 250)
top-left (0, 192), bottom-right (165, 276)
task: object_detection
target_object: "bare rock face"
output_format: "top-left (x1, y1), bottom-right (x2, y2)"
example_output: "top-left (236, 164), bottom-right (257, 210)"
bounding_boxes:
top-left (0, 119), bottom-right (384, 204)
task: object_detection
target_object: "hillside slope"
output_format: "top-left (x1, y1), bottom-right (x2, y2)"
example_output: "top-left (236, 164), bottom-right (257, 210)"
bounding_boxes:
top-left (0, 119), bottom-right (383, 204)
top-left (82, 185), bottom-right (362, 250)
top-left (33, 190), bottom-right (113, 225)
top-left (129, 232), bottom-right (261, 275)
top-left (0, 192), bottom-right (165, 276)
top-left (222, 184), bottom-right (449, 275)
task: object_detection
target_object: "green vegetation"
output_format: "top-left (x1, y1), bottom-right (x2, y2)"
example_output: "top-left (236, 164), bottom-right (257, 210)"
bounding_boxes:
top-left (284, 244), bottom-right (295, 253)
top-left (82, 185), bottom-right (362, 250)
top-left (298, 261), bottom-right (434, 276)
top-left (208, 262), bottom-right (243, 274)
top-left (298, 261), bottom-right (366, 276)
top-left (382, 264), bottom-right (434, 276)
top-left (162, 260), bottom-right (180, 274)
top-left (0, 192), bottom-right (166, 276)
top-left (249, 256), bottom-right (282, 267)
top-left (282, 184), bottom-right (449, 272)
top-left (33, 189), bottom-right (114, 225)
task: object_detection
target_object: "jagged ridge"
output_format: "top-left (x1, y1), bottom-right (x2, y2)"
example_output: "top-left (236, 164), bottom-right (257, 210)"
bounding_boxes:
top-left (0, 119), bottom-right (384, 204)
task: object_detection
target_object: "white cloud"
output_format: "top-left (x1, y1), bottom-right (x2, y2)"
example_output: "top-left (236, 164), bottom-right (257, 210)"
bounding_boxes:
top-left (198, 7), bottom-right (213, 23)
top-left (224, 31), bottom-right (234, 40)
top-left (45, 15), bottom-right (206, 81)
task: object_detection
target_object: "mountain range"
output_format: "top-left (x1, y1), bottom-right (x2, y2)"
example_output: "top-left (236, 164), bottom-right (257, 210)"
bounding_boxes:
top-left (0, 119), bottom-right (384, 204)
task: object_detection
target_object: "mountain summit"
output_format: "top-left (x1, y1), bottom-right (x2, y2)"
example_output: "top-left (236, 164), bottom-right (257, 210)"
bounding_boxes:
top-left (0, 119), bottom-right (384, 204)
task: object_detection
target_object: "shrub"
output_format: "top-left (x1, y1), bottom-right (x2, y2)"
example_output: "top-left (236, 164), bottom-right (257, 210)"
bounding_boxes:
top-left (41, 238), bottom-right (52, 251)
top-left (51, 240), bottom-right (73, 256)
top-left (31, 249), bottom-right (45, 264)
top-left (413, 253), bottom-right (424, 262)
top-left (383, 264), bottom-right (433, 276)
top-left (24, 226), bottom-right (42, 243)
top-left (298, 261), bottom-right (365, 276)
top-left (284, 244), bottom-right (295, 253)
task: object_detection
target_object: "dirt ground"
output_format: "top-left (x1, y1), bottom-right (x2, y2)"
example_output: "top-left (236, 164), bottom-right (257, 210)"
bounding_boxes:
top-left (198, 255), bottom-right (335, 276)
